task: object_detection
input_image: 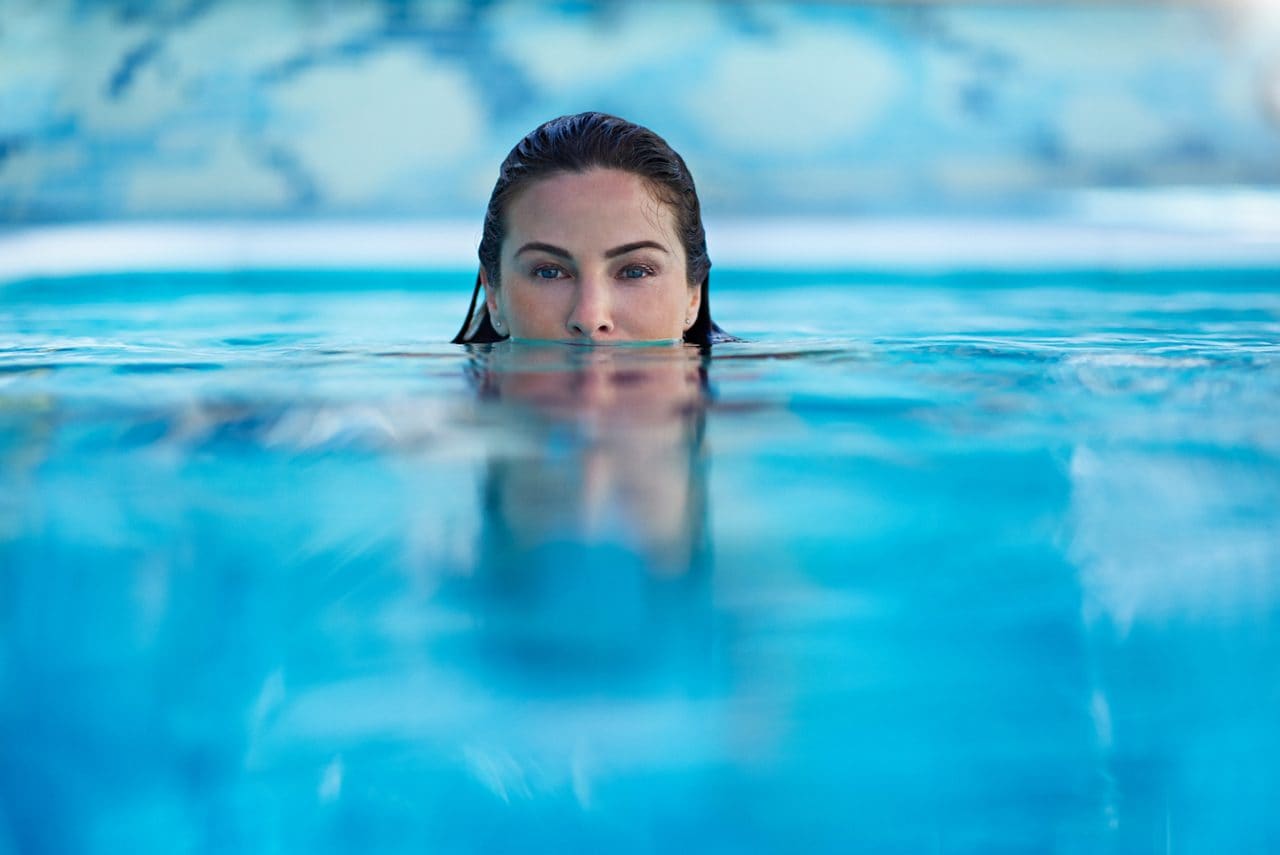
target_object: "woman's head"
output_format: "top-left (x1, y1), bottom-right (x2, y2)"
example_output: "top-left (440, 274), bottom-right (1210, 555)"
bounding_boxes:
top-left (454, 112), bottom-right (726, 346)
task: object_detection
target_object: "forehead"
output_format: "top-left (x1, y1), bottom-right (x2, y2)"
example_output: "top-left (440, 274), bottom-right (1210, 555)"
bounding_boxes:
top-left (503, 168), bottom-right (678, 249)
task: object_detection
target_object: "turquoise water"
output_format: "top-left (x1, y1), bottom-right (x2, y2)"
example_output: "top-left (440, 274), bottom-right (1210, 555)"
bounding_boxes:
top-left (2, 269), bottom-right (1279, 852)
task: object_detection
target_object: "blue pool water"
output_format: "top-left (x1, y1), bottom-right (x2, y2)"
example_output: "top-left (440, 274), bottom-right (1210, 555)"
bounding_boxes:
top-left (2, 268), bottom-right (1279, 852)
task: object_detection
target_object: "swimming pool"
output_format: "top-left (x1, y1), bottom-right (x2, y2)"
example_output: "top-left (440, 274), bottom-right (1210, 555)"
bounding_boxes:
top-left (2, 252), bottom-right (1279, 851)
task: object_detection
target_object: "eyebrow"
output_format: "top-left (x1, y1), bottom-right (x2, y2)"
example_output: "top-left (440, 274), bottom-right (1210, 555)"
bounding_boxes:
top-left (514, 241), bottom-right (571, 260)
top-left (605, 241), bottom-right (668, 259)
top-left (514, 240), bottom-right (669, 260)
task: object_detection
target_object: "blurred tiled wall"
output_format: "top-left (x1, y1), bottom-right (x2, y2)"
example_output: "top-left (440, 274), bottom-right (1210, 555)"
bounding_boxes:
top-left (2, 0), bottom-right (1278, 221)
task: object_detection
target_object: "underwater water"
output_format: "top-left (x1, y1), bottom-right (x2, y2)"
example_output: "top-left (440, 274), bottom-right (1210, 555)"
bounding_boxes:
top-left (2, 268), bottom-right (1278, 853)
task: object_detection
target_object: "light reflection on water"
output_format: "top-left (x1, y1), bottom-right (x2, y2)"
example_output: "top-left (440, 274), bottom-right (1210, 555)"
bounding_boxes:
top-left (1, 271), bottom-right (1279, 852)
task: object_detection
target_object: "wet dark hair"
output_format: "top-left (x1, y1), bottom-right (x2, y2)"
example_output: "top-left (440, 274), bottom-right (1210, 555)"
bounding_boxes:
top-left (453, 112), bottom-right (732, 347)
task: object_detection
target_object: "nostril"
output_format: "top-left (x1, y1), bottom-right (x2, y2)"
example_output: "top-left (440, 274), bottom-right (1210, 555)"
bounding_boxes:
top-left (567, 319), bottom-right (611, 338)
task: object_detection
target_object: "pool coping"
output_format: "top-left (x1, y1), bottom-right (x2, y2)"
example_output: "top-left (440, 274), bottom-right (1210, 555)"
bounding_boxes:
top-left (3, 212), bottom-right (1279, 279)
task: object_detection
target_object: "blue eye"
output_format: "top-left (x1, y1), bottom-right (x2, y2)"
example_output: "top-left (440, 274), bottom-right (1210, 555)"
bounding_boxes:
top-left (533, 266), bottom-right (565, 280)
top-left (620, 264), bottom-right (653, 280)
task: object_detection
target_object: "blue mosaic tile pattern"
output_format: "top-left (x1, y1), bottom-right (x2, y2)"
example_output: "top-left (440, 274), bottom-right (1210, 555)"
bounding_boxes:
top-left (2, 1), bottom-right (1278, 221)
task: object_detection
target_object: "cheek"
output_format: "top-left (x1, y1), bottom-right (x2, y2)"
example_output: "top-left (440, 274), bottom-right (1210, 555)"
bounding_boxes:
top-left (655, 281), bottom-right (694, 323)
top-left (504, 283), bottom-right (565, 327)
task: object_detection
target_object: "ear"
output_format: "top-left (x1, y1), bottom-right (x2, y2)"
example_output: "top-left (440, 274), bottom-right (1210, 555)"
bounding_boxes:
top-left (481, 268), bottom-right (503, 328)
top-left (683, 280), bottom-right (703, 331)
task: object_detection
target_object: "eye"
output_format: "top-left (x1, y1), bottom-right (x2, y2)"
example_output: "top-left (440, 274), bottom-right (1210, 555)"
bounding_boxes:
top-left (619, 263), bottom-right (655, 280)
top-left (532, 265), bottom-right (567, 281)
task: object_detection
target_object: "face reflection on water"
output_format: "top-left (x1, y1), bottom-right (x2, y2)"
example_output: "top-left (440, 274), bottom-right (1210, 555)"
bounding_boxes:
top-left (475, 344), bottom-right (708, 577)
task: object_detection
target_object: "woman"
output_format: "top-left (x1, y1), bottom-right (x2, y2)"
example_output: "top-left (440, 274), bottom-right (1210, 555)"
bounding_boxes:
top-left (453, 112), bottom-right (733, 347)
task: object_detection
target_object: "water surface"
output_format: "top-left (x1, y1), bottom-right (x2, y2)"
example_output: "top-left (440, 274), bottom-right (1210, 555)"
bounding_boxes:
top-left (2, 269), bottom-right (1278, 852)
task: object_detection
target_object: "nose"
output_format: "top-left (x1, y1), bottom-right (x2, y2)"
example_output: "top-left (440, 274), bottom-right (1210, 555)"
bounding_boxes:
top-left (566, 276), bottom-right (614, 340)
